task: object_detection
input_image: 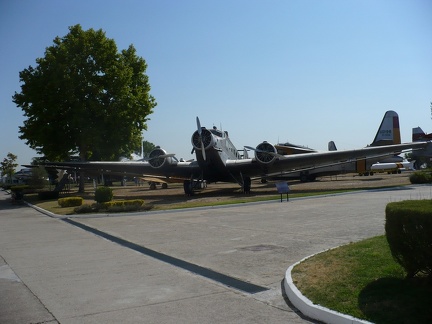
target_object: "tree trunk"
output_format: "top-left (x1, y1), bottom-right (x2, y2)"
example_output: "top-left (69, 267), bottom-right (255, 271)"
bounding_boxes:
top-left (78, 171), bottom-right (85, 193)
top-left (78, 147), bottom-right (87, 193)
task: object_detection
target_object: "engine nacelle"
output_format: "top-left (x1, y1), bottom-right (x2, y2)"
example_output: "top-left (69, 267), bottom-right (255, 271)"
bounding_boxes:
top-left (191, 128), bottom-right (214, 151)
top-left (148, 147), bottom-right (175, 168)
top-left (255, 141), bottom-right (278, 165)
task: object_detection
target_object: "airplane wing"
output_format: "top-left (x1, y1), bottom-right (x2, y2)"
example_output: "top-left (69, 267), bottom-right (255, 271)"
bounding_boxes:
top-left (231, 142), bottom-right (428, 174)
top-left (31, 116), bottom-right (431, 194)
top-left (37, 141), bottom-right (428, 182)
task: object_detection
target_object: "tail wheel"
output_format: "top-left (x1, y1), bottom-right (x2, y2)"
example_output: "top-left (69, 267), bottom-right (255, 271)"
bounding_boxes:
top-left (183, 180), bottom-right (194, 196)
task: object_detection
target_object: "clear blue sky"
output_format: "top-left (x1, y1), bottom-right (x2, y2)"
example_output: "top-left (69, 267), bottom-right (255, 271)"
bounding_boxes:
top-left (1, 0), bottom-right (431, 167)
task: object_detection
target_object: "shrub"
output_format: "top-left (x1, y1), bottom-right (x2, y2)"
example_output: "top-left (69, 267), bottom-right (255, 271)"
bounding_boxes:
top-left (94, 186), bottom-right (113, 203)
top-left (409, 171), bottom-right (432, 184)
top-left (38, 191), bottom-right (59, 200)
top-left (58, 197), bottom-right (83, 208)
top-left (10, 185), bottom-right (30, 192)
top-left (101, 199), bottom-right (145, 212)
top-left (74, 204), bottom-right (96, 214)
top-left (385, 200), bottom-right (432, 278)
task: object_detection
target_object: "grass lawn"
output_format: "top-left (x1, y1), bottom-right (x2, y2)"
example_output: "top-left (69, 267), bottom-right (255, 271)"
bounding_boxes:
top-left (291, 236), bottom-right (432, 323)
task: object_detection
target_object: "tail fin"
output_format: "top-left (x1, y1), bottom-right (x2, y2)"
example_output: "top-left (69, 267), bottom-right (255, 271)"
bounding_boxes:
top-left (412, 127), bottom-right (426, 141)
top-left (328, 141), bottom-right (337, 151)
top-left (370, 110), bottom-right (401, 146)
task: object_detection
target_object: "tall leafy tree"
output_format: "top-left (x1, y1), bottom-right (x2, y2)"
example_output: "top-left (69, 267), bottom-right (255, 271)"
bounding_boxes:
top-left (13, 24), bottom-right (156, 163)
top-left (1, 153), bottom-right (18, 183)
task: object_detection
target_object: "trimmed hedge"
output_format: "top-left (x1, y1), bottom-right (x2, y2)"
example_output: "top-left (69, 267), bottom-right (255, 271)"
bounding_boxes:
top-left (385, 200), bottom-right (432, 278)
top-left (58, 197), bottom-right (83, 208)
top-left (409, 171), bottom-right (432, 184)
top-left (94, 186), bottom-right (113, 203)
top-left (74, 199), bottom-right (147, 214)
top-left (100, 199), bottom-right (144, 209)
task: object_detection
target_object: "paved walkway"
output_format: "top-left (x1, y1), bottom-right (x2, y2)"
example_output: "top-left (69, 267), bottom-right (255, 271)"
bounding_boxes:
top-left (1, 185), bottom-right (430, 323)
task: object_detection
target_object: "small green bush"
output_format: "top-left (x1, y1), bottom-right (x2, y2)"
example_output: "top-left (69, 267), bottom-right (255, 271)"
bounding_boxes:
top-left (385, 200), bottom-right (432, 278)
top-left (409, 171), bottom-right (432, 184)
top-left (74, 204), bottom-right (95, 214)
top-left (100, 199), bottom-right (145, 212)
top-left (94, 186), bottom-right (113, 203)
top-left (101, 199), bottom-right (144, 209)
top-left (73, 199), bottom-right (149, 214)
top-left (10, 185), bottom-right (30, 192)
top-left (58, 197), bottom-right (83, 208)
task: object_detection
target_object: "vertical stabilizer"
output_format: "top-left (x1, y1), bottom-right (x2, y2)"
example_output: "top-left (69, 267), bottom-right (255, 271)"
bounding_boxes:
top-left (412, 127), bottom-right (427, 141)
top-left (370, 110), bottom-right (401, 146)
top-left (328, 141), bottom-right (337, 151)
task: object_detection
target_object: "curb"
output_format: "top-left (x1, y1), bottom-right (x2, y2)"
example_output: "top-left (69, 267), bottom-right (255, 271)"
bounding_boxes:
top-left (284, 253), bottom-right (373, 324)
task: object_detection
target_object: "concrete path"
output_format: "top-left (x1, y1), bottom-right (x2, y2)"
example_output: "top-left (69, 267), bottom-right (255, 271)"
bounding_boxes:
top-left (1, 185), bottom-right (430, 323)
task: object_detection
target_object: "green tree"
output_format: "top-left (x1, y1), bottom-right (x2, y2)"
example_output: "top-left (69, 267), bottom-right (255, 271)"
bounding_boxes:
top-left (1, 153), bottom-right (18, 184)
top-left (142, 140), bottom-right (156, 158)
top-left (13, 25), bottom-right (156, 191)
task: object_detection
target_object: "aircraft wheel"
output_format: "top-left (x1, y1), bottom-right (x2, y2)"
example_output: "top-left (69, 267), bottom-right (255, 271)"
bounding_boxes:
top-left (243, 176), bottom-right (251, 194)
top-left (300, 174), bottom-right (309, 182)
top-left (183, 180), bottom-right (194, 196)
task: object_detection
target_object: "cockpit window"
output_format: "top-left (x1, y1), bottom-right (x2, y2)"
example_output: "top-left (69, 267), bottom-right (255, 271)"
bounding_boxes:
top-left (210, 129), bottom-right (223, 137)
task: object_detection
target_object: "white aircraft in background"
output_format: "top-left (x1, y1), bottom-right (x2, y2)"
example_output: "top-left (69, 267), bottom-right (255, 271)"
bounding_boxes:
top-left (39, 116), bottom-right (429, 194)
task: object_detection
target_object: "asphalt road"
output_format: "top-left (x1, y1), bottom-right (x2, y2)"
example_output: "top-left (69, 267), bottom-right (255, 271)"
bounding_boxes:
top-left (1, 184), bottom-right (431, 323)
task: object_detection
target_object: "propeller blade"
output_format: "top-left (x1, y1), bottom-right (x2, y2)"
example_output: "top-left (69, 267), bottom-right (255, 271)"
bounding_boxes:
top-left (196, 116), bottom-right (202, 136)
top-left (201, 141), bottom-right (206, 161)
top-left (196, 116), bottom-right (206, 161)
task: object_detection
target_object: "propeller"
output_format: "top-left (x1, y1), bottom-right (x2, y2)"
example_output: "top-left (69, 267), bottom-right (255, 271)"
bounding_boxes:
top-left (196, 116), bottom-right (206, 161)
top-left (244, 146), bottom-right (283, 158)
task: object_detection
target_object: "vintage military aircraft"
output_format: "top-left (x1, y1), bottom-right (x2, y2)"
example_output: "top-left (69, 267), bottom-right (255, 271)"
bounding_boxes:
top-left (38, 116), bottom-right (430, 195)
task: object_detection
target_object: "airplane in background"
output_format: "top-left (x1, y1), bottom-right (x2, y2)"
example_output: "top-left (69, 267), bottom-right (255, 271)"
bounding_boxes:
top-left (411, 126), bottom-right (432, 168)
top-left (272, 110), bottom-right (407, 181)
top-left (37, 116), bottom-right (430, 195)
top-left (413, 126), bottom-right (432, 141)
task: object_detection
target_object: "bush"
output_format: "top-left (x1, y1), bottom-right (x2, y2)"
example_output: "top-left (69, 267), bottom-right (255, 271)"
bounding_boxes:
top-left (101, 199), bottom-right (144, 209)
top-left (409, 171), bottom-right (432, 184)
top-left (73, 199), bottom-right (149, 214)
top-left (94, 186), bottom-right (113, 203)
top-left (10, 185), bottom-right (30, 192)
top-left (38, 191), bottom-right (59, 200)
top-left (99, 199), bottom-right (145, 212)
top-left (74, 204), bottom-right (96, 214)
top-left (385, 200), bottom-right (432, 278)
top-left (58, 197), bottom-right (83, 208)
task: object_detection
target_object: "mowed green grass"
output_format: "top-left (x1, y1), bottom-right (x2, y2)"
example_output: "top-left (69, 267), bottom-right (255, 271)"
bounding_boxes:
top-left (291, 236), bottom-right (432, 323)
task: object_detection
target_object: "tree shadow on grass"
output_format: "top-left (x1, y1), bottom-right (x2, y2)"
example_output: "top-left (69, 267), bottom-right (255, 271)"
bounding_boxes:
top-left (358, 277), bottom-right (432, 324)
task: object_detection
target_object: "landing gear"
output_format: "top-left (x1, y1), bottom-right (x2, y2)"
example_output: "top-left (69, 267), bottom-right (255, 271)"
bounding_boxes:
top-left (183, 180), bottom-right (194, 196)
top-left (299, 172), bottom-right (316, 182)
top-left (243, 176), bottom-right (251, 194)
top-left (183, 179), bottom-right (207, 195)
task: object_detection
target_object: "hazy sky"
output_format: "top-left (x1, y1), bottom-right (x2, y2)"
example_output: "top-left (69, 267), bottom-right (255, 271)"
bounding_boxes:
top-left (1, 0), bottom-right (431, 167)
